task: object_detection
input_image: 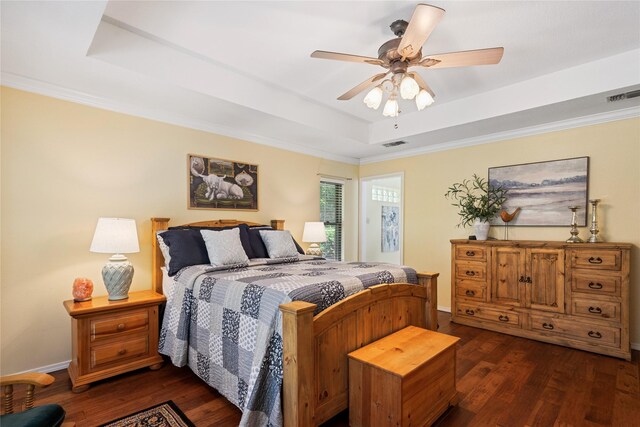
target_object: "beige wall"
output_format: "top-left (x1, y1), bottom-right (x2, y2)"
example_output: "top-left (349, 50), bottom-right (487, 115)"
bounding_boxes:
top-left (361, 117), bottom-right (640, 346)
top-left (0, 87), bottom-right (358, 374)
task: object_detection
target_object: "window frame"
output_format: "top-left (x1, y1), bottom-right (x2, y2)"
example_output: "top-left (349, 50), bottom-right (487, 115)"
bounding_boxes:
top-left (319, 178), bottom-right (344, 261)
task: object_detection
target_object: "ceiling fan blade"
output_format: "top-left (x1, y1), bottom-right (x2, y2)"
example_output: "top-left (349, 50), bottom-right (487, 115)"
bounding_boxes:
top-left (338, 73), bottom-right (389, 100)
top-left (420, 47), bottom-right (505, 68)
top-left (397, 4), bottom-right (445, 60)
top-left (311, 50), bottom-right (384, 66)
top-left (408, 72), bottom-right (435, 98)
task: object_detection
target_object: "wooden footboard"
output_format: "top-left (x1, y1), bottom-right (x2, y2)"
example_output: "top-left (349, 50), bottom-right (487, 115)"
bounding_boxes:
top-left (280, 272), bottom-right (438, 427)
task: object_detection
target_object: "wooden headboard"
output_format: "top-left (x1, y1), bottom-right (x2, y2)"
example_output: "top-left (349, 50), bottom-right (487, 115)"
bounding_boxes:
top-left (150, 218), bottom-right (285, 294)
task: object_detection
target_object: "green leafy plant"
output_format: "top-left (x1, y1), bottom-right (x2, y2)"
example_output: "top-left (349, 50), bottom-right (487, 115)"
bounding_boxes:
top-left (445, 174), bottom-right (508, 227)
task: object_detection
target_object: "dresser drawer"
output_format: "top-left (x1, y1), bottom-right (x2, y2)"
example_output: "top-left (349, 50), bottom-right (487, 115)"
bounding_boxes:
top-left (456, 303), bottom-right (519, 326)
top-left (571, 298), bottom-right (621, 322)
top-left (455, 281), bottom-right (487, 302)
top-left (570, 250), bottom-right (622, 271)
top-left (454, 245), bottom-right (487, 261)
top-left (454, 262), bottom-right (486, 281)
top-left (91, 309), bottom-right (149, 342)
top-left (90, 335), bottom-right (149, 370)
top-left (572, 272), bottom-right (620, 296)
top-left (530, 315), bottom-right (620, 348)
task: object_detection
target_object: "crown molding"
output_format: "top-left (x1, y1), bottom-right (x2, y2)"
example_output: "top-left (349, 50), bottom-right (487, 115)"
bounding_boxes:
top-left (359, 106), bottom-right (640, 165)
top-left (1, 72), bottom-right (360, 165)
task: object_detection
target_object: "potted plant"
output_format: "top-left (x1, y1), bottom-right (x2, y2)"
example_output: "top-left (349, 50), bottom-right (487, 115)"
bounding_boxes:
top-left (444, 174), bottom-right (508, 240)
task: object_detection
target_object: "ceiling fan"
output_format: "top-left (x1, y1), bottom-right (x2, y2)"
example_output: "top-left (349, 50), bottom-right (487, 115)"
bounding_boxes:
top-left (311, 3), bottom-right (504, 117)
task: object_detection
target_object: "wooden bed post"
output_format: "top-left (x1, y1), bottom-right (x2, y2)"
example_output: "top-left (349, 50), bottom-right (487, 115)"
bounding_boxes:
top-left (151, 217), bottom-right (170, 294)
top-left (280, 301), bottom-right (317, 427)
top-left (417, 272), bottom-right (439, 331)
top-left (271, 219), bottom-right (285, 230)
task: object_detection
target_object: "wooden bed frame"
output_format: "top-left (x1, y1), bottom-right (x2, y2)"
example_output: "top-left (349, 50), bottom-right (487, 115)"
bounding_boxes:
top-left (151, 217), bottom-right (439, 427)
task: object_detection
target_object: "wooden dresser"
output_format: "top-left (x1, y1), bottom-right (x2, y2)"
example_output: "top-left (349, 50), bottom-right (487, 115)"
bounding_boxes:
top-left (450, 240), bottom-right (631, 360)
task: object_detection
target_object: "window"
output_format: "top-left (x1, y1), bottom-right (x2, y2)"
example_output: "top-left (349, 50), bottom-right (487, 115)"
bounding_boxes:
top-left (320, 180), bottom-right (343, 261)
top-left (371, 185), bottom-right (400, 203)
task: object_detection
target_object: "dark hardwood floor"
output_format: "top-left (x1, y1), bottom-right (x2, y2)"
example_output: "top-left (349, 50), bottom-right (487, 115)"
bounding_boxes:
top-left (25, 312), bottom-right (640, 426)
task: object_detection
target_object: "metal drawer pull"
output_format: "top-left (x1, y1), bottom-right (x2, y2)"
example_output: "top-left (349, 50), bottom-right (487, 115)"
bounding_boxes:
top-left (465, 309), bottom-right (475, 316)
top-left (588, 282), bottom-right (603, 289)
top-left (588, 307), bottom-right (602, 314)
top-left (465, 250), bottom-right (475, 256)
top-left (588, 257), bottom-right (603, 264)
top-left (117, 323), bottom-right (125, 331)
top-left (526, 276), bottom-right (532, 284)
top-left (542, 323), bottom-right (554, 330)
top-left (465, 290), bottom-right (476, 297)
top-left (498, 315), bottom-right (509, 322)
top-left (519, 276), bottom-right (525, 283)
top-left (118, 349), bottom-right (127, 355)
top-left (465, 270), bottom-right (476, 276)
top-left (588, 331), bottom-right (602, 339)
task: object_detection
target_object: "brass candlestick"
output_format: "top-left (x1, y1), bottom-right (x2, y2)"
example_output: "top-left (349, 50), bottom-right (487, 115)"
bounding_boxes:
top-left (588, 199), bottom-right (602, 243)
top-left (566, 206), bottom-right (583, 243)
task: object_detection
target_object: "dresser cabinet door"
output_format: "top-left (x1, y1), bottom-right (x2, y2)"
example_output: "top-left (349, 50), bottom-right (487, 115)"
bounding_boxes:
top-left (527, 249), bottom-right (565, 313)
top-left (491, 247), bottom-right (525, 307)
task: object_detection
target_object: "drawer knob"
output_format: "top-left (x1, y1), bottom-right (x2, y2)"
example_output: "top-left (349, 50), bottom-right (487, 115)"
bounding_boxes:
top-left (465, 271), bottom-right (476, 277)
top-left (588, 257), bottom-right (603, 264)
top-left (465, 250), bottom-right (475, 256)
top-left (117, 323), bottom-right (125, 331)
top-left (498, 315), bottom-right (509, 322)
top-left (588, 282), bottom-right (603, 290)
top-left (588, 306), bottom-right (602, 314)
top-left (542, 323), bottom-right (554, 330)
top-left (588, 331), bottom-right (602, 339)
top-left (465, 290), bottom-right (476, 297)
top-left (465, 309), bottom-right (475, 316)
top-left (118, 349), bottom-right (127, 355)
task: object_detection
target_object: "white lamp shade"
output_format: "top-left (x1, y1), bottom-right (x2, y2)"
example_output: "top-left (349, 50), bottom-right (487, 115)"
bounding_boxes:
top-left (302, 222), bottom-right (327, 243)
top-left (400, 74), bottom-right (419, 100)
top-left (363, 86), bottom-right (383, 109)
top-left (90, 218), bottom-right (140, 254)
top-left (382, 97), bottom-right (399, 117)
top-left (416, 89), bottom-right (435, 110)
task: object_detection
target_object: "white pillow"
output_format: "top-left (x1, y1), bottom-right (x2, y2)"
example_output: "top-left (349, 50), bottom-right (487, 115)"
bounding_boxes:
top-left (156, 231), bottom-right (171, 268)
top-left (201, 228), bottom-right (249, 267)
top-left (259, 230), bottom-right (300, 259)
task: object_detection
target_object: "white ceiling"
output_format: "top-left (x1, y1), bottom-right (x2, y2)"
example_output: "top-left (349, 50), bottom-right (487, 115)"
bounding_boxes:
top-left (2, 1), bottom-right (640, 164)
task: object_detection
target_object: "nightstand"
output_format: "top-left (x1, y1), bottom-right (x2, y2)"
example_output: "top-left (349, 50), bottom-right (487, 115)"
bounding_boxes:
top-left (63, 290), bottom-right (166, 392)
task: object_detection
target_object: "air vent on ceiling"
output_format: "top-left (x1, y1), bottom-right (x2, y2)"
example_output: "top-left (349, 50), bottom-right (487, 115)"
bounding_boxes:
top-left (382, 141), bottom-right (407, 148)
top-left (607, 89), bottom-right (640, 102)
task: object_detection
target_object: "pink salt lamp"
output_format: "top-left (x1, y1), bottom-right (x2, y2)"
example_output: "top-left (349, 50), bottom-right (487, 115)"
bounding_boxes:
top-left (72, 277), bottom-right (94, 302)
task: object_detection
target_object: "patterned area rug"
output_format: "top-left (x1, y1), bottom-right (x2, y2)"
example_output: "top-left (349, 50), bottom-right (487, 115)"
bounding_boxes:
top-left (99, 401), bottom-right (195, 427)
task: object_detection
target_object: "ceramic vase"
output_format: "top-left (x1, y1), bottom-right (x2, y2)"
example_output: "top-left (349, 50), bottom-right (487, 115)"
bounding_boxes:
top-left (474, 219), bottom-right (490, 241)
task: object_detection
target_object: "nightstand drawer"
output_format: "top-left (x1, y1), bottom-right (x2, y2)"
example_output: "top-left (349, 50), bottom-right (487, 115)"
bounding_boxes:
top-left (91, 309), bottom-right (149, 342)
top-left (90, 335), bottom-right (149, 370)
top-left (570, 250), bottom-right (622, 271)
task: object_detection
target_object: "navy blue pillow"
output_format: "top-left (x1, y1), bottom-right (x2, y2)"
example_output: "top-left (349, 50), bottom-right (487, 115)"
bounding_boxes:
top-left (248, 227), bottom-right (305, 258)
top-left (163, 224), bottom-right (254, 275)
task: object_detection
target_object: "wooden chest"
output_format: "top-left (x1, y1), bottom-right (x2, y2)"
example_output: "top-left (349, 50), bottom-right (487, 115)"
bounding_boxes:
top-left (348, 326), bottom-right (460, 427)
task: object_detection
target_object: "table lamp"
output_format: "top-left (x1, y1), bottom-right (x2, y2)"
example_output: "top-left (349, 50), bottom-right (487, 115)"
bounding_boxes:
top-left (89, 218), bottom-right (140, 300)
top-left (302, 222), bottom-right (327, 256)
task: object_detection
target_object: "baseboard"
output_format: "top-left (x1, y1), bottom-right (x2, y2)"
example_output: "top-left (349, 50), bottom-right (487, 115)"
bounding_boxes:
top-left (438, 305), bottom-right (452, 313)
top-left (10, 360), bottom-right (70, 376)
top-left (632, 342), bottom-right (640, 351)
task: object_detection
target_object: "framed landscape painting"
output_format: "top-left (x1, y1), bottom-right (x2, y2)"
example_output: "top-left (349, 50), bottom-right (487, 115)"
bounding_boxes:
top-left (488, 157), bottom-right (589, 226)
top-left (188, 154), bottom-right (258, 210)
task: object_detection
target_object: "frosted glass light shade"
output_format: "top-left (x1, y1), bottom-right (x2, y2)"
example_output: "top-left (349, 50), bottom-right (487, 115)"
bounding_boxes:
top-left (382, 97), bottom-right (399, 117)
top-left (302, 222), bottom-right (327, 243)
top-left (400, 75), bottom-right (419, 100)
top-left (416, 89), bottom-right (435, 110)
top-left (363, 86), bottom-right (383, 109)
top-left (90, 218), bottom-right (140, 254)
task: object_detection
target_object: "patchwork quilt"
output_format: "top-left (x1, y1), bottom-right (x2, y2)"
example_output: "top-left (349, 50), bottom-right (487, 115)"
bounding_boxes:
top-left (159, 257), bottom-right (418, 427)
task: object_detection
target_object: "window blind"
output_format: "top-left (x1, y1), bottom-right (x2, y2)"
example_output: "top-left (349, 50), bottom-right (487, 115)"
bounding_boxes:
top-left (320, 180), bottom-right (343, 261)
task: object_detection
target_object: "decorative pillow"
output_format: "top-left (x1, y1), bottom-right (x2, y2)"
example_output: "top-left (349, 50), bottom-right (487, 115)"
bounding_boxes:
top-left (201, 228), bottom-right (250, 267)
top-left (248, 226), bottom-right (305, 258)
top-left (259, 230), bottom-right (300, 259)
top-left (170, 223), bottom-right (255, 259)
top-left (160, 229), bottom-right (210, 276)
top-left (156, 231), bottom-right (171, 268)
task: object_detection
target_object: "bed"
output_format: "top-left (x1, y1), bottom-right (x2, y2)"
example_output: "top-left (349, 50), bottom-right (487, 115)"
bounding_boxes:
top-left (151, 217), bottom-right (439, 427)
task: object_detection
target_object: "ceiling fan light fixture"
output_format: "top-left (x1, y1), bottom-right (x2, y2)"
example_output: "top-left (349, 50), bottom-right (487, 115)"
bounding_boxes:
top-left (382, 95), bottom-right (399, 117)
top-left (416, 88), bottom-right (435, 110)
top-left (400, 74), bottom-right (419, 99)
top-left (363, 86), bottom-right (383, 109)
